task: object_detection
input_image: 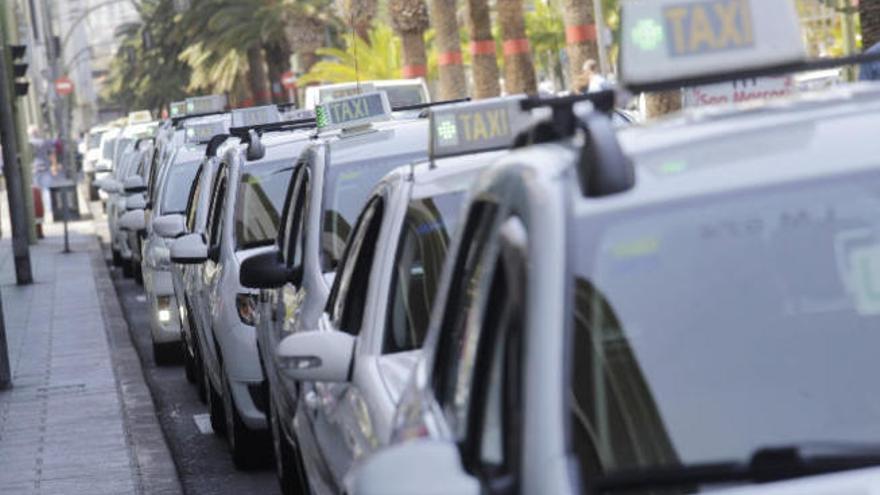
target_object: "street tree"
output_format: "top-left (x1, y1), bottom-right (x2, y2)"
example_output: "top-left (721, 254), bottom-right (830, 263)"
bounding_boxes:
top-left (388, 0), bottom-right (430, 80)
top-left (465, 0), bottom-right (501, 98)
top-left (341, 0), bottom-right (379, 43)
top-left (860, 0), bottom-right (880, 49)
top-left (497, 0), bottom-right (537, 94)
top-left (429, 0), bottom-right (468, 98)
top-left (299, 26), bottom-right (403, 83)
top-left (561, 0), bottom-right (598, 90)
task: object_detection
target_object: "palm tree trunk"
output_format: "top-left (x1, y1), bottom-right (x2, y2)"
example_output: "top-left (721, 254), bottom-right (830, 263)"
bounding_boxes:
top-left (561, 0), bottom-right (598, 91)
top-left (429, 0), bottom-right (468, 99)
top-left (400, 31), bottom-right (428, 78)
top-left (246, 46), bottom-right (271, 105)
top-left (645, 90), bottom-right (681, 119)
top-left (497, 0), bottom-right (536, 94)
top-left (465, 0), bottom-right (500, 98)
top-left (860, 0), bottom-right (880, 50)
top-left (264, 42), bottom-right (292, 104)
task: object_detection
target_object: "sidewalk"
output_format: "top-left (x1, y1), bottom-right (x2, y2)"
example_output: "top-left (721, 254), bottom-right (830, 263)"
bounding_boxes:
top-left (0, 215), bottom-right (181, 494)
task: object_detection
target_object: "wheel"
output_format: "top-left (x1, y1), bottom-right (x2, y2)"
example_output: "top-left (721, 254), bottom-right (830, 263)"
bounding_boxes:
top-left (112, 249), bottom-right (122, 267)
top-left (122, 260), bottom-right (133, 278)
top-left (222, 370), bottom-right (269, 470)
top-left (271, 396), bottom-right (309, 495)
top-left (205, 364), bottom-right (227, 437)
top-left (189, 310), bottom-right (207, 403)
top-left (133, 261), bottom-right (143, 285)
top-left (152, 342), bottom-right (179, 366)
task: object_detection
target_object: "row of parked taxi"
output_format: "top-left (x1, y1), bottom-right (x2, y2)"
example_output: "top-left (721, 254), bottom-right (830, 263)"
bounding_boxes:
top-left (92, 1), bottom-right (880, 493)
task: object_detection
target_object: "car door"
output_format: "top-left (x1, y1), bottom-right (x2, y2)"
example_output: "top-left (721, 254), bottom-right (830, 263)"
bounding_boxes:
top-left (308, 196), bottom-right (387, 491)
top-left (198, 164), bottom-right (228, 369)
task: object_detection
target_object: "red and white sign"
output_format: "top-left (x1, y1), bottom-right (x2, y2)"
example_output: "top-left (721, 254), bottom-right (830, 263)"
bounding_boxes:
top-left (55, 77), bottom-right (74, 96)
top-left (281, 71), bottom-right (297, 90)
top-left (684, 76), bottom-right (795, 108)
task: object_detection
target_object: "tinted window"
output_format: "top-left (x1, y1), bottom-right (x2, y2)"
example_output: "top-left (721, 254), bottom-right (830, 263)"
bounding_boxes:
top-left (384, 192), bottom-right (465, 354)
top-left (570, 173), bottom-right (880, 479)
top-left (322, 160), bottom-right (410, 271)
top-left (235, 162), bottom-right (295, 249)
top-left (160, 161), bottom-right (200, 214)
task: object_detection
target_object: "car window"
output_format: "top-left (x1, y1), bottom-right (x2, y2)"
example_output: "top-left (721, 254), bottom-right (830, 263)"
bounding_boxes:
top-left (234, 162), bottom-right (294, 250)
top-left (384, 191), bottom-right (466, 354)
top-left (185, 165), bottom-right (204, 232)
top-left (206, 167), bottom-right (227, 249)
top-left (281, 167), bottom-right (309, 268)
top-left (160, 160), bottom-right (200, 215)
top-left (328, 197), bottom-right (385, 335)
top-left (431, 201), bottom-right (498, 439)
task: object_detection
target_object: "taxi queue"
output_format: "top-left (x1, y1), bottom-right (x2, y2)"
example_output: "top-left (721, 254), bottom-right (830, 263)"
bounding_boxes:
top-left (90, 0), bottom-right (880, 494)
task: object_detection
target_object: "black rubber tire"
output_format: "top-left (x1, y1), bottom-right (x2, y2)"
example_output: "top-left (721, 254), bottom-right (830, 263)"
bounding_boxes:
top-left (271, 396), bottom-right (309, 495)
top-left (112, 249), bottom-right (123, 267)
top-left (223, 371), bottom-right (269, 470)
top-left (206, 365), bottom-right (227, 437)
top-left (121, 260), bottom-right (133, 278)
top-left (152, 342), bottom-right (179, 366)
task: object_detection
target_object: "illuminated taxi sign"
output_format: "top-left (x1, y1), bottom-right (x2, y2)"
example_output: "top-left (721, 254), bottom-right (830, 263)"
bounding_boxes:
top-left (231, 105), bottom-right (282, 128)
top-left (429, 97), bottom-right (530, 160)
top-left (127, 110), bottom-right (152, 125)
top-left (185, 95), bottom-right (227, 114)
top-left (315, 91), bottom-right (391, 131)
top-left (184, 118), bottom-right (229, 145)
top-left (319, 83), bottom-right (377, 104)
top-left (169, 101), bottom-right (187, 118)
top-left (620, 0), bottom-right (806, 88)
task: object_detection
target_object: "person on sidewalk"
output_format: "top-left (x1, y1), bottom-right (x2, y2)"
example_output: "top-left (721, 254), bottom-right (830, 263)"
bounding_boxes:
top-left (29, 125), bottom-right (57, 222)
top-left (576, 59), bottom-right (610, 94)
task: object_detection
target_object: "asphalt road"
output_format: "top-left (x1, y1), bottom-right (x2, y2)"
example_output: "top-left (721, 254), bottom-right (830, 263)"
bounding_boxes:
top-left (106, 256), bottom-right (279, 495)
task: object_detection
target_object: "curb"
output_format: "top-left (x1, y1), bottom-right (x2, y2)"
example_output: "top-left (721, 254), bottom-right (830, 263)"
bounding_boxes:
top-left (90, 236), bottom-right (184, 495)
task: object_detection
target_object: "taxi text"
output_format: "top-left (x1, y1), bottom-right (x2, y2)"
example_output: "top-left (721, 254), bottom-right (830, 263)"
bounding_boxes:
top-left (664, 0), bottom-right (754, 57)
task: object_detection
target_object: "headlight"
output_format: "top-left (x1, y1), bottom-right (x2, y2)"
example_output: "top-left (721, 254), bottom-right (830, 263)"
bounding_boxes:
top-left (236, 293), bottom-right (258, 326)
top-left (157, 295), bottom-right (173, 324)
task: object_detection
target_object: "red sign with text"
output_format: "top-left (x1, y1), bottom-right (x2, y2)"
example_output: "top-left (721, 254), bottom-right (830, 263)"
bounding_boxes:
top-left (55, 77), bottom-right (74, 96)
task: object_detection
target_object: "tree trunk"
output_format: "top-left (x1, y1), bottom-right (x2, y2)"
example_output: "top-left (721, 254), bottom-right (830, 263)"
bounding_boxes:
top-left (497, 0), bottom-right (536, 94)
top-left (465, 0), bottom-right (500, 98)
top-left (860, 0), bottom-right (880, 50)
top-left (264, 42), bottom-right (292, 104)
top-left (400, 31), bottom-right (428, 79)
top-left (300, 51), bottom-right (319, 74)
top-left (246, 45), bottom-right (271, 106)
top-left (429, 0), bottom-right (468, 99)
top-left (645, 90), bottom-right (682, 119)
top-left (561, 0), bottom-right (598, 91)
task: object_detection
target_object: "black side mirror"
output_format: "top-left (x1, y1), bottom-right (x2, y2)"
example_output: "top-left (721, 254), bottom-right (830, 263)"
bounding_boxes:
top-left (240, 249), bottom-right (294, 289)
top-left (207, 244), bottom-right (220, 263)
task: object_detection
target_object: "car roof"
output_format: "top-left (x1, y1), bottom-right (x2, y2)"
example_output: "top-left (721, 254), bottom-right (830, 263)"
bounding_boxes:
top-left (408, 150), bottom-right (508, 200)
top-left (325, 119), bottom-right (427, 168)
top-left (567, 83), bottom-right (880, 218)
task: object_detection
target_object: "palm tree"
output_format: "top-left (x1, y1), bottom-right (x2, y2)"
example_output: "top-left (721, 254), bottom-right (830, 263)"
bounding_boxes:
top-left (299, 26), bottom-right (403, 83)
top-left (860, 0), bottom-right (880, 49)
top-left (645, 90), bottom-right (681, 119)
top-left (429, 0), bottom-right (468, 98)
top-left (341, 0), bottom-right (378, 42)
top-left (561, 0), bottom-right (599, 90)
top-left (497, 0), bottom-right (537, 94)
top-left (465, 0), bottom-right (501, 98)
top-left (388, 0), bottom-right (430, 80)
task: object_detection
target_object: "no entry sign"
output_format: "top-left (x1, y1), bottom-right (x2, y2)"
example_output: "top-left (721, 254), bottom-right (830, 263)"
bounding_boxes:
top-left (55, 77), bottom-right (74, 96)
top-left (281, 71), bottom-right (297, 90)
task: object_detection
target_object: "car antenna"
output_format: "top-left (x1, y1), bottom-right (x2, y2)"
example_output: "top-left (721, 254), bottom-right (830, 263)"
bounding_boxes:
top-left (350, 11), bottom-right (361, 93)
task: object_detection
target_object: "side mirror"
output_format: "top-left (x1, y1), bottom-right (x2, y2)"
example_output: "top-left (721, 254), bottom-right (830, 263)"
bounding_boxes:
top-left (118, 209), bottom-right (146, 232)
top-left (240, 249), bottom-right (299, 289)
top-left (352, 440), bottom-right (479, 495)
top-left (170, 233), bottom-right (208, 264)
top-left (99, 178), bottom-right (122, 194)
top-left (153, 214), bottom-right (186, 239)
top-left (95, 161), bottom-right (112, 173)
top-left (277, 330), bottom-right (355, 382)
top-left (123, 175), bottom-right (146, 193)
top-left (125, 194), bottom-right (146, 211)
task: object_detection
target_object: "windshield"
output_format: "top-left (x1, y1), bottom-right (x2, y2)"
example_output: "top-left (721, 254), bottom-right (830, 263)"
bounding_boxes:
top-left (160, 160), bottom-right (200, 215)
top-left (102, 138), bottom-right (117, 160)
top-left (569, 173), bottom-right (880, 483)
top-left (234, 161), bottom-right (295, 249)
top-left (321, 159), bottom-right (413, 271)
top-left (88, 131), bottom-right (105, 150)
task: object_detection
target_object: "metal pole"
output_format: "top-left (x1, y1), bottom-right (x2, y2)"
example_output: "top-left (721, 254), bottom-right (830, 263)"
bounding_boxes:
top-left (62, 186), bottom-right (70, 253)
top-left (592, 0), bottom-right (610, 76)
top-left (0, 44), bottom-right (33, 285)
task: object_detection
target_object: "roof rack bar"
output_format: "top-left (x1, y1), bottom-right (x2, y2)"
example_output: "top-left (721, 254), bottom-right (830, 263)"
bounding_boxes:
top-left (171, 111), bottom-right (226, 127)
top-left (392, 97), bottom-right (471, 113)
top-left (228, 117), bottom-right (317, 138)
top-left (626, 51), bottom-right (880, 94)
top-left (520, 90), bottom-right (616, 137)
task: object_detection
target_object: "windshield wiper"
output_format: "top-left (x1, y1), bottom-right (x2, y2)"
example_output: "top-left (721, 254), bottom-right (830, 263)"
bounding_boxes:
top-left (588, 443), bottom-right (880, 494)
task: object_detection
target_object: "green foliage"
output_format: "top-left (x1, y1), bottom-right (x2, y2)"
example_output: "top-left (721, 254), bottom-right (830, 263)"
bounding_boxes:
top-left (299, 26), bottom-right (403, 83)
top-left (526, 0), bottom-right (565, 82)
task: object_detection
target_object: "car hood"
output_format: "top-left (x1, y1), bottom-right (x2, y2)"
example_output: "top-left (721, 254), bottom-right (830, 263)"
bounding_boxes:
top-left (712, 466), bottom-right (880, 495)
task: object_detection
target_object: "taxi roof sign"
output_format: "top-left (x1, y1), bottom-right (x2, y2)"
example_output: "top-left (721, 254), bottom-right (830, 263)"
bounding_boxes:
top-left (230, 105), bottom-right (282, 128)
top-left (184, 116), bottom-right (229, 145)
top-left (169, 101), bottom-right (187, 118)
top-left (185, 95), bottom-right (227, 115)
top-left (620, 0), bottom-right (807, 92)
top-left (429, 96), bottom-right (531, 160)
top-left (315, 91), bottom-right (391, 132)
top-left (127, 110), bottom-right (153, 125)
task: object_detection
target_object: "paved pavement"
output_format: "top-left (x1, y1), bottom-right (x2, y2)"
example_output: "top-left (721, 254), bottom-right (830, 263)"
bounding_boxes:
top-left (0, 215), bottom-right (182, 494)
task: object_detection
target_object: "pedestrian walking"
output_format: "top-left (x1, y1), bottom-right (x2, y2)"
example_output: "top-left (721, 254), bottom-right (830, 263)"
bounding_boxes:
top-left (29, 126), bottom-right (57, 222)
top-left (576, 59), bottom-right (609, 93)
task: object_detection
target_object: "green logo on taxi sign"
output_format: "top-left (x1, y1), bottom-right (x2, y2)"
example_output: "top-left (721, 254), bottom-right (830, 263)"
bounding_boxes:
top-left (632, 18), bottom-right (664, 51)
top-left (436, 119), bottom-right (457, 143)
top-left (315, 106), bottom-right (329, 128)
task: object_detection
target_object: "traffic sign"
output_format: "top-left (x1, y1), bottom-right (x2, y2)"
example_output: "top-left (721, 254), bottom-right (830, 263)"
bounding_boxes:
top-left (281, 71), bottom-right (297, 90)
top-left (55, 77), bottom-right (74, 96)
